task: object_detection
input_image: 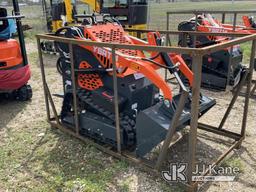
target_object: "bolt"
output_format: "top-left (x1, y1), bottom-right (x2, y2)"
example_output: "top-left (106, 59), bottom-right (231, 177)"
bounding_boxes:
top-left (164, 100), bottom-right (170, 108)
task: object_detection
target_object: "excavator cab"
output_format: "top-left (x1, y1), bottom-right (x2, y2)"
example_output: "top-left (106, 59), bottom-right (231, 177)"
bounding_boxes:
top-left (42, 0), bottom-right (148, 34)
top-left (100, 0), bottom-right (148, 32)
top-left (0, 8), bottom-right (12, 40)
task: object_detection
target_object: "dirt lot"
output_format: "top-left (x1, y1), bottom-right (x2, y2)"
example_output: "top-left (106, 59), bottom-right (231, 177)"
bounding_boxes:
top-left (0, 1), bottom-right (256, 192)
top-left (1, 41), bottom-right (255, 192)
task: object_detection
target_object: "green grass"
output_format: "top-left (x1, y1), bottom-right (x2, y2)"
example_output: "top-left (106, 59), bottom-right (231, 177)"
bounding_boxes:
top-left (0, 116), bottom-right (129, 191)
top-left (148, 1), bottom-right (256, 29)
top-left (0, 51), bottom-right (131, 191)
top-left (221, 156), bottom-right (244, 173)
top-left (241, 42), bottom-right (253, 64)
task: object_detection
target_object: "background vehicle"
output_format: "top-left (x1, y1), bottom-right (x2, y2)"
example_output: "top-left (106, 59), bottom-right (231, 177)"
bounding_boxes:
top-left (0, 0), bottom-right (32, 101)
top-left (41, 0), bottom-right (148, 33)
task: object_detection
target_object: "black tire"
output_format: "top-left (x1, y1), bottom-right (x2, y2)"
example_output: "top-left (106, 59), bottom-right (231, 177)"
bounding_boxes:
top-left (16, 84), bottom-right (32, 101)
top-left (40, 42), bottom-right (46, 52)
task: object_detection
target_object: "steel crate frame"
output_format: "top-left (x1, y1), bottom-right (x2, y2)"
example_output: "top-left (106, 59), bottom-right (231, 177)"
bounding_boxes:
top-left (124, 28), bottom-right (252, 83)
top-left (36, 32), bottom-right (256, 192)
top-left (166, 10), bottom-right (256, 32)
top-left (166, 9), bottom-right (256, 96)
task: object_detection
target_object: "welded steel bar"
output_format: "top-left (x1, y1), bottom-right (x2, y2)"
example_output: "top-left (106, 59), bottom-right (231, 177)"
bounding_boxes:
top-left (167, 10), bottom-right (256, 14)
top-left (166, 16), bottom-right (169, 46)
top-left (164, 69), bottom-right (168, 82)
top-left (0, 15), bottom-right (25, 20)
top-left (167, 13), bottom-right (170, 31)
top-left (187, 55), bottom-right (203, 188)
top-left (166, 13), bottom-right (171, 46)
top-left (181, 33), bottom-right (187, 47)
top-left (155, 91), bottom-right (189, 170)
top-left (36, 34), bottom-right (198, 55)
top-left (112, 47), bottom-right (122, 154)
top-left (202, 33), bottom-right (256, 54)
top-left (226, 45), bottom-right (234, 91)
top-left (222, 13), bottom-right (226, 23)
top-left (226, 12), bottom-right (237, 91)
top-left (45, 84), bottom-right (60, 125)
top-left (12, 0), bottom-right (28, 66)
top-left (37, 38), bottom-right (50, 121)
top-left (233, 13), bottom-right (237, 31)
top-left (237, 80), bottom-right (256, 99)
top-left (193, 14), bottom-right (199, 48)
top-left (191, 138), bottom-right (243, 187)
top-left (37, 33), bottom-right (256, 56)
top-left (125, 29), bottom-right (250, 37)
top-left (250, 82), bottom-right (256, 95)
top-left (164, 27), bottom-right (169, 81)
top-left (50, 120), bottom-right (163, 173)
top-left (165, 33), bottom-right (172, 47)
top-left (218, 69), bottom-right (248, 130)
top-left (138, 31), bottom-right (141, 39)
top-left (50, 122), bottom-right (124, 159)
top-left (69, 44), bottom-right (79, 135)
top-left (198, 123), bottom-right (241, 140)
top-left (241, 40), bottom-right (256, 137)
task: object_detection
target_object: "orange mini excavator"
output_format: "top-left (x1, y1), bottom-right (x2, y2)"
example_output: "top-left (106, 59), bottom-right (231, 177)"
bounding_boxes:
top-left (0, 1), bottom-right (32, 101)
top-left (178, 13), bottom-right (247, 90)
top-left (53, 15), bottom-right (215, 156)
top-left (180, 13), bottom-right (256, 36)
top-left (242, 15), bottom-right (256, 33)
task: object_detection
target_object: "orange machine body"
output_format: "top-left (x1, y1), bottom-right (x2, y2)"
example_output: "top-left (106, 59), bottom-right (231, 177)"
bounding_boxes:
top-left (75, 23), bottom-right (193, 101)
top-left (0, 39), bottom-right (23, 69)
top-left (241, 16), bottom-right (256, 33)
top-left (195, 14), bottom-right (256, 37)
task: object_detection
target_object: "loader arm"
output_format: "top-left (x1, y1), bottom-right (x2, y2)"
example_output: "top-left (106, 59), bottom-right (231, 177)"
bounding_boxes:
top-left (56, 24), bottom-right (196, 101)
top-left (75, 30), bottom-right (195, 101)
top-left (147, 32), bottom-right (194, 86)
top-left (79, 44), bottom-right (174, 101)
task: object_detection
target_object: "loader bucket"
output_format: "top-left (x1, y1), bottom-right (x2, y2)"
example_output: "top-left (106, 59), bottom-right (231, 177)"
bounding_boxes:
top-left (135, 93), bottom-right (216, 157)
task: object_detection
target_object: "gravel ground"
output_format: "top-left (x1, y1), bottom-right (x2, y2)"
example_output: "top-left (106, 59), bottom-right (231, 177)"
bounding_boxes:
top-left (0, 40), bottom-right (255, 191)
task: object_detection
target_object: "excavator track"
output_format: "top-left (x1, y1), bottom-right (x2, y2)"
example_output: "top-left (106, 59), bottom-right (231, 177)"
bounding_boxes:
top-left (61, 89), bottom-right (137, 150)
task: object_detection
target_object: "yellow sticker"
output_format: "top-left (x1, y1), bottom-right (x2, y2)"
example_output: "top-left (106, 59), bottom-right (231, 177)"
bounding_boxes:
top-left (130, 63), bottom-right (140, 71)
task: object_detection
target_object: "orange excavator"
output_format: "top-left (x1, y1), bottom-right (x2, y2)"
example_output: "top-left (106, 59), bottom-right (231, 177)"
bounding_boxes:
top-left (182, 13), bottom-right (256, 35)
top-left (242, 15), bottom-right (256, 33)
top-left (0, 0), bottom-right (32, 101)
top-left (178, 13), bottom-right (249, 90)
